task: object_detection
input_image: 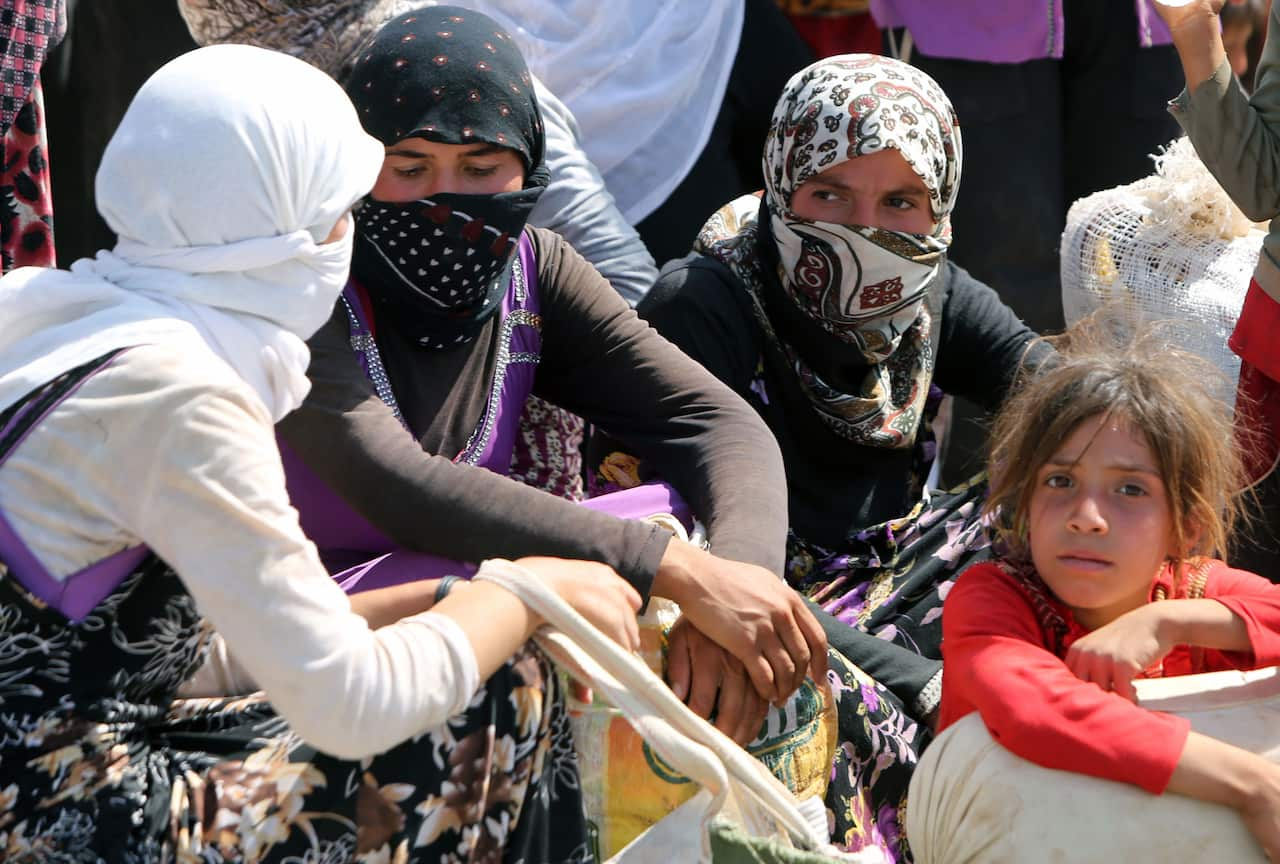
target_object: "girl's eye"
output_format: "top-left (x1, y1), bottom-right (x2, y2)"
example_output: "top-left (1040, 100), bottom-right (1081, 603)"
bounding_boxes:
top-left (393, 166), bottom-right (423, 178)
top-left (885, 197), bottom-right (913, 210)
top-left (1044, 473), bottom-right (1072, 489)
top-left (1117, 482), bottom-right (1148, 497)
top-left (465, 164), bottom-right (499, 178)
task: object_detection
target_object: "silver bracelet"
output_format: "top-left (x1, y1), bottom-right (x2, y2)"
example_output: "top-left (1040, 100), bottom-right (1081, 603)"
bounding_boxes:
top-left (434, 574), bottom-right (461, 605)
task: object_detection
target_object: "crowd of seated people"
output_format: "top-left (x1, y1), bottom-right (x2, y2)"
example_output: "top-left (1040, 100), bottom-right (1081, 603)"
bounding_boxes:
top-left (2, 1), bottom-right (1280, 862)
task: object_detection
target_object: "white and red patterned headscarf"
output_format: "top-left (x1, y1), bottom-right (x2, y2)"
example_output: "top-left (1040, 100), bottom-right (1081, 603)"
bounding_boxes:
top-left (764, 52), bottom-right (961, 356)
top-left (698, 54), bottom-right (963, 449)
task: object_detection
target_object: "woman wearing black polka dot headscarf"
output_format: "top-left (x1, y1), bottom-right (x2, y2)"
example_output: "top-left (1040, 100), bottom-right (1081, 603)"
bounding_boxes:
top-left (278, 6), bottom-right (828, 755)
top-left (345, 7), bottom-right (549, 349)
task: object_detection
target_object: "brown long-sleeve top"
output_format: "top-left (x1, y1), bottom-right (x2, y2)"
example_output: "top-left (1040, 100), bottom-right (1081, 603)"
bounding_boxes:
top-left (277, 227), bottom-right (788, 598)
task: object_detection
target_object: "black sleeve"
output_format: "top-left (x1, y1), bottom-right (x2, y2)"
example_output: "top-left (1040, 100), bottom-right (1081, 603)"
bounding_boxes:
top-left (276, 304), bottom-right (671, 598)
top-left (932, 261), bottom-right (1055, 411)
top-left (807, 600), bottom-right (942, 712)
top-left (636, 255), bottom-right (763, 394)
top-left (529, 228), bottom-right (789, 575)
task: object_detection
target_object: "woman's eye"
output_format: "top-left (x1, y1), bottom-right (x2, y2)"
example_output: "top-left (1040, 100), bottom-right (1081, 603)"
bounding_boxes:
top-left (465, 164), bottom-right (499, 178)
top-left (885, 197), bottom-right (913, 211)
top-left (393, 166), bottom-right (423, 178)
top-left (1044, 473), bottom-right (1072, 489)
top-left (1117, 483), bottom-right (1147, 497)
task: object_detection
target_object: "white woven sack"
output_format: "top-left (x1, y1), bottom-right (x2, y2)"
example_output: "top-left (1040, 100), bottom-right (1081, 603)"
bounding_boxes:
top-left (473, 559), bottom-right (874, 864)
top-left (906, 666), bottom-right (1280, 863)
top-left (1061, 137), bottom-right (1265, 408)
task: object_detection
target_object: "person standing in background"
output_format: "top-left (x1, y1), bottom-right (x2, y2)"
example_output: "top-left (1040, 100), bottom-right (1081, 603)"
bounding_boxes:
top-left (0, 0), bottom-right (65, 273)
top-left (42, 0), bottom-right (195, 266)
top-left (871, 0), bottom-right (1185, 485)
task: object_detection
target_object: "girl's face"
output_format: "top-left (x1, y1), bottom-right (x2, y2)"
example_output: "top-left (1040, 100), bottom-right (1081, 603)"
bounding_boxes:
top-left (1027, 413), bottom-right (1178, 631)
top-left (788, 148), bottom-right (935, 235)
top-left (371, 137), bottom-right (525, 202)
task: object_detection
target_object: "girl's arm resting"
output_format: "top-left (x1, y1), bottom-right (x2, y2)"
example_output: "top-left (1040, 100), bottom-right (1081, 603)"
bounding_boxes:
top-left (1063, 599), bottom-right (1252, 700)
top-left (1167, 732), bottom-right (1280, 860)
top-left (944, 571), bottom-right (1189, 793)
top-left (951, 634), bottom-right (1190, 793)
top-left (1210, 565), bottom-right (1280, 666)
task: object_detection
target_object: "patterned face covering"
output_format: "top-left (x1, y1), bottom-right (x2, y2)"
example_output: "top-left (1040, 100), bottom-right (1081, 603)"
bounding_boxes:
top-left (351, 183), bottom-right (542, 349)
top-left (698, 54), bottom-right (962, 448)
top-left (346, 6), bottom-right (547, 350)
top-left (764, 54), bottom-right (960, 358)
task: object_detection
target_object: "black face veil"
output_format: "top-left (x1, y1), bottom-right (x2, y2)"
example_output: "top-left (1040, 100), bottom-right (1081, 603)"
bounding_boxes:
top-left (346, 6), bottom-right (549, 350)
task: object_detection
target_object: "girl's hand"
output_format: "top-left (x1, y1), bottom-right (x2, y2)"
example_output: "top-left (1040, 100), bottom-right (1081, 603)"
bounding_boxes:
top-left (1240, 766), bottom-right (1280, 862)
top-left (515, 556), bottom-right (643, 653)
top-left (1171, 733), bottom-right (1280, 860)
top-left (1064, 604), bottom-right (1173, 702)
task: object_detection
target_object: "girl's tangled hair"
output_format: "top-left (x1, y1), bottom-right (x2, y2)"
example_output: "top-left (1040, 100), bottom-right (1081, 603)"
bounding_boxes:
top-left (985, 315), bottom-right (1249, 565)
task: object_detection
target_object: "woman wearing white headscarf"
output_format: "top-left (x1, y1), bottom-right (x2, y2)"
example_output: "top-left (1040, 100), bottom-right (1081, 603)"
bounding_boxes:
top-left (0, 43), bottom-right (638, 862)
top-left (639, 54), bottom-right (1052, 860)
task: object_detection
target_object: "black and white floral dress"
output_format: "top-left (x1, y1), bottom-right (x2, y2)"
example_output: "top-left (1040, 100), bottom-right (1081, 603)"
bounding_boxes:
top-left (0, 357), bottom-right (593, 863)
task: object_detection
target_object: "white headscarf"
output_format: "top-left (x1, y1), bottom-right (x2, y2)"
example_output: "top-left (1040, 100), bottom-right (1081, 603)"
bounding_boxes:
top-left (0, 44), bottom-right (384, 421)
top-left (415, 0), bottom-right (744, 225)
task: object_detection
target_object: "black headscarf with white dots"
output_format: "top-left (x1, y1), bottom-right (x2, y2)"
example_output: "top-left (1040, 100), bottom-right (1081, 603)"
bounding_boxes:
top-left (346, 6), bottom-right (549, 351)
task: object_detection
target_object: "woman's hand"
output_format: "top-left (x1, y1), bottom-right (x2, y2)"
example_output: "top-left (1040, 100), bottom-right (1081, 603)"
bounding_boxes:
top-left (1064, 604), bottom-right (1173, 702)
top-left (666, 616), bottom-right (771, 746)
top-left (1151, 0), bottom-right (1226, 29)
top-left (515, 556), bottom-right (642, 653)
top-left (652, 541), bottom-right (827, 706)
top-left (1152, 0), bottom-right (1228, 92)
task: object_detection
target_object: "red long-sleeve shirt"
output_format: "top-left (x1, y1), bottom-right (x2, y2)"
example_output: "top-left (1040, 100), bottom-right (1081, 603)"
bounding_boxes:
top-left (938, 558), bottom-right (1280, 794)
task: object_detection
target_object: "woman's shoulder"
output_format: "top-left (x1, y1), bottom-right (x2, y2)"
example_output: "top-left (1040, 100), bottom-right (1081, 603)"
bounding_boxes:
top-left (87, 341), bottom-right (273, 426)
top-left (641, 253), bottom-right (757, 330)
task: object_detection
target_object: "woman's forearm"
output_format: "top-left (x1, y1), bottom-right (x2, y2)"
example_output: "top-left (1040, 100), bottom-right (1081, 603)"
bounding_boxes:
top-left (347, 578), bottom-right (443, 630)
top-left (348, 576), bottom-right (541, 678)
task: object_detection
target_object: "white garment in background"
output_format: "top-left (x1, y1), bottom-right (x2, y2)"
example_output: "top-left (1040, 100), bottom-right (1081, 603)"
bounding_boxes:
top-left (533, 80), bottom-right (657, 305)
top-left (448, 0), bottom-right (745, 225)
top-left (0, 44), bottom-right (382, 421)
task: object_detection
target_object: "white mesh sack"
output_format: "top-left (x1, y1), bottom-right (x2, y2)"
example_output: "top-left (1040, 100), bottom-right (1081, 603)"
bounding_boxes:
top-left (1061, 137), bottom-right (1266, 408)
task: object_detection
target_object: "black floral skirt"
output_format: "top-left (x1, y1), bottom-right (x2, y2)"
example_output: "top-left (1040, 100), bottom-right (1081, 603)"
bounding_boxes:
top-left (0, 564), bottom-right (592, 863)
top-left (788, 476), bottom-right (993, 863)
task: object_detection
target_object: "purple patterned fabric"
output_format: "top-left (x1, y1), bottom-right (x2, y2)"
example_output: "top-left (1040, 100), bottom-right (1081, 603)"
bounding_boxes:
top-left (282, 232), bottom-right (541, 584)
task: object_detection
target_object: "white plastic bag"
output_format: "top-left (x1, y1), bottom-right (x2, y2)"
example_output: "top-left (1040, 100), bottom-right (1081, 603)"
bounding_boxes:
top-left (474, 559), bottom-right (872, 863)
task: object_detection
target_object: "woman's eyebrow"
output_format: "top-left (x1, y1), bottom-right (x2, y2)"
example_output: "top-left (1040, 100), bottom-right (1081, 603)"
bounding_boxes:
top-left (461, 143), bottom-right (509, 157)
top-left (385, 146), bottom-right (433, 159)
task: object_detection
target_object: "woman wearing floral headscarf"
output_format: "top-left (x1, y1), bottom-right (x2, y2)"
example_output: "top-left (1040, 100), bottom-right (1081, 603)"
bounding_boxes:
top-left (640, 54), bottom-right (1051, 860)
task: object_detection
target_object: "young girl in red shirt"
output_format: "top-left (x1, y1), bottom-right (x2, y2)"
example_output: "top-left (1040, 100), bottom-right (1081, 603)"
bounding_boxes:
top-left (931, 324), bottom-right (1280, 859)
